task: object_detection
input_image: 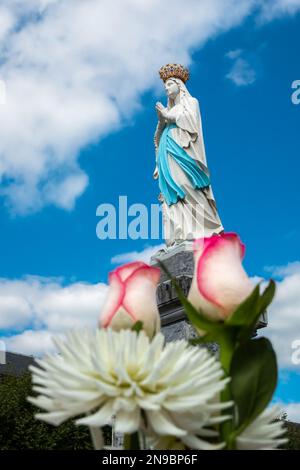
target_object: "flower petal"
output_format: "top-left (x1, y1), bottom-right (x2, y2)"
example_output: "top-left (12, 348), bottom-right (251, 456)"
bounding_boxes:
top-left (115, 261), bottom-right (147, 281)
top-left (76, 401), bottom-right (114, 427)
top-left (236, 406), bottom-right (287, 450)
top-left (196, 232), bottom-right (253, 318)
top-left (123, 266), bottom-right (160, 336)
top-left (100, 272), bottom-right (124, 328)
top-left (115, 408), bottom-right (141, 433)
top-left (147, 410), bottom-right (187, 437)
top-left (182, 434), bottom-right (225, 450)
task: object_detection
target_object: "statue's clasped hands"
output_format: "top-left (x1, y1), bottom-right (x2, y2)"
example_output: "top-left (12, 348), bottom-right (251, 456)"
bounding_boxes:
top-left (156, 102), bottom-right (168, 121)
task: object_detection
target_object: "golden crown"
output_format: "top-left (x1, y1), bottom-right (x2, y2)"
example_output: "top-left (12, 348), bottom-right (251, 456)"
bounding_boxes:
top-left (159, 63), bottom-right (190, 83)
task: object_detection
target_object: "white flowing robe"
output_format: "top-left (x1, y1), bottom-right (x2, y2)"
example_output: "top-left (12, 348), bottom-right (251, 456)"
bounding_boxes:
top-left (155, 96), bottom-right (223, 246)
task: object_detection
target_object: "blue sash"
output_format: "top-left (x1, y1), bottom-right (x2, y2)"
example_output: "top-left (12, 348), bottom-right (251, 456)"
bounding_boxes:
top-left (157, 124), bottom-right (210, 206)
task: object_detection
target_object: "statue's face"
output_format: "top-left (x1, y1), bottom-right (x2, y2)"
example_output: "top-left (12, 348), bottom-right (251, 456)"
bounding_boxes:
top-left (165, 79), bottom-right (180, 100)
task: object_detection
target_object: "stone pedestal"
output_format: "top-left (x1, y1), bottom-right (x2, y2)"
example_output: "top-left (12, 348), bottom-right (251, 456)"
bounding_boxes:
top-left (151, 242), bottom-right (197, 342)
top-left (150, 242), bottom-right (267, 342)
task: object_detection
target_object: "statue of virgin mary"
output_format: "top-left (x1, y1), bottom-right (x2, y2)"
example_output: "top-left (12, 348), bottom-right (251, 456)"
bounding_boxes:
top-left (153, 64), bottom-right (224, 247)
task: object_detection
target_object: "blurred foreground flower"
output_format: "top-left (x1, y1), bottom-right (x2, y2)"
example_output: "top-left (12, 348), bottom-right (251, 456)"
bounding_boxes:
top-left (188, 232), bottom-right (253, 321)
top-left (236, 406), bottom-right (287, 450)
top-left (99, 261), bottom-right (160, 337)
top-left (28, 329), bottom-right (231, 449)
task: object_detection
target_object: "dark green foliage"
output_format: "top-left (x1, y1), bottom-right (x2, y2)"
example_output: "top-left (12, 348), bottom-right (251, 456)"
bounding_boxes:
top-left (279, 414), bottom-right (300, 450)
top-left (0, 373), bottom-right (110, 450)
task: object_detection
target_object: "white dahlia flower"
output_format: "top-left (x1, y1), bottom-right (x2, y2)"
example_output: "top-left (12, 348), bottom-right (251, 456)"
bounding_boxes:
top-left (147, 419), bottom-right (226, 451)
top-left (236, 406), bottom-right (287, 450)
top-left (28, 329), bottom-right (231, 449)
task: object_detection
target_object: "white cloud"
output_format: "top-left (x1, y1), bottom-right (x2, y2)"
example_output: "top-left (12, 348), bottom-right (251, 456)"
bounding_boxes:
top-left (266, 261), bottom-right (300, 277)
top-left (0, 275), bottom-right (108, 333)
top-left (259, 262), bottom-right (300, 370)
top-left (45, 172), bottom-right (89, 211)
top-left (111, 243), bottom-right (165, 265)
top-left (283, 402), bottom-right (300, 423)
top-left (1, 0), bottom-right (300, 214)
top-left (0, 6), bottom-right (14, 42)
top-left (258, 0), bottom-right (300, 21)
top-left (0, 293), bottom-right (32, 330)
top-left (273, 399), bottom-right (300, 423)
top-left (226, 50), bottom-right (256, 86)
top-left (225, 49), bottom-right (243, 60)
top-left (0, 276), bottom-right (108, 355)
top-left (3, 329), bottom-right (56, 357)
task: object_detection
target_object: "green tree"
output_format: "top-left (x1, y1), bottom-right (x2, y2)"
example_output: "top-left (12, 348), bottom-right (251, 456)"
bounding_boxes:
top-left (0, 373), bottom-right (110, 450)
top-left (279, 413), bottom-right (300, 450)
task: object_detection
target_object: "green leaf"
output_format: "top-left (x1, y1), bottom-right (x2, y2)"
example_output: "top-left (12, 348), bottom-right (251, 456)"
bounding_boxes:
top-left (226, 281), bottom-right (276, 343)
top-left (131, 321), bottom-right (143, 334)
top-left (225, 285), bottom-right (260, 327)
top-left (241, 280), bottom-right (275, 334)
top-left (257, 280), bottom-right (276, 315)
top-left (237, 281), bottom-right (275, 342)
top-left (230, 337), bottom-right (278, 432)
top-left (158, 260), bottom-right (223, 335)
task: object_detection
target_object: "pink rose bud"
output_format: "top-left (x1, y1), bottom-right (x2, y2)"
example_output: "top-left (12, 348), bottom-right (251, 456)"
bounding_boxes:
top-left (188, 232), bottom-right (253, 321)
top-left (99, 261), bottom-right (161, 337)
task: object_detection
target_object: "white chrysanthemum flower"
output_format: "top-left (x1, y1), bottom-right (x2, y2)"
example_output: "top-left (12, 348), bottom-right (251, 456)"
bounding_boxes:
top-left (236, 406), bottom-right (287, 450)
top-left (29, 329), bottom-right (231, 450)
top-left (147, 420), bottom-right (225, 451)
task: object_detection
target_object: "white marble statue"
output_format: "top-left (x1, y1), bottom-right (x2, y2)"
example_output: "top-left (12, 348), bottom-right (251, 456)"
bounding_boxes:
top-left (153, 64), bottom-right (223, 247)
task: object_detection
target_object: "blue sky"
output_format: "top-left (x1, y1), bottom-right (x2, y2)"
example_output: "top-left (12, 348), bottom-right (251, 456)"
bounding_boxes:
top-left (0, 1), bottom-right (299, 422)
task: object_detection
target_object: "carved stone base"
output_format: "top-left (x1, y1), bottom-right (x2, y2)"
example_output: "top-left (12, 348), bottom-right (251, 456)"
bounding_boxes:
top-left (151, 243), bottom-right (194, 338)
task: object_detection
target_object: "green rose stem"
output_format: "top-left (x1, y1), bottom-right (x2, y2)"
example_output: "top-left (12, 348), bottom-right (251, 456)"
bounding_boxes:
top-left (218, 332), bottom-right (236, 450)
top-left (124, 432), bottom-right (141, 450)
